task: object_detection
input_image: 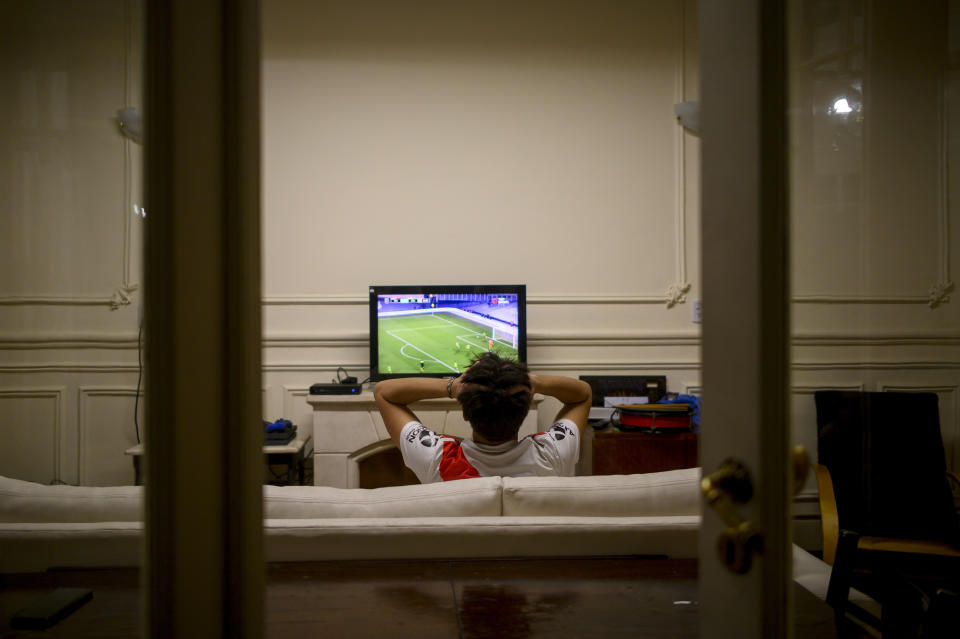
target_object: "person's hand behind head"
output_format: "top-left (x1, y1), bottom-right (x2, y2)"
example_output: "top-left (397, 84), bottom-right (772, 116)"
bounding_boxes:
top-left (527, 373), bottom-right (540, 395)
top-left (450, 373), bottom-right (467, 399)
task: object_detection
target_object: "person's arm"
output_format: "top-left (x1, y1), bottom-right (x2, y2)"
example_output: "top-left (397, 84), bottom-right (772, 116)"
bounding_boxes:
top-left (373, 376), bottom-right (462, 446)
top-left (529, 374), bottom-right (592, 435)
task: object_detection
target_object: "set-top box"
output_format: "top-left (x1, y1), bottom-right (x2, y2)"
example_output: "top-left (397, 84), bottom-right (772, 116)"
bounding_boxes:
top-left (309, 383), bottom-right (363, 396)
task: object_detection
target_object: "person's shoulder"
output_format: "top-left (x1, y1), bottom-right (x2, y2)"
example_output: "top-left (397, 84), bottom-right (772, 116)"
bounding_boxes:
top-left (534, 420), bottom-right (578, 443)
top-left (400, 421), bottom-right (447, 447)
top-left (400, 420), bottom-right (424, 438)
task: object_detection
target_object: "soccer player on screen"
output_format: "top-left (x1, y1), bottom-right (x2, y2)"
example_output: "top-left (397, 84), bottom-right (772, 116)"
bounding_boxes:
top-left (374, 352), bottom-right (591, 482)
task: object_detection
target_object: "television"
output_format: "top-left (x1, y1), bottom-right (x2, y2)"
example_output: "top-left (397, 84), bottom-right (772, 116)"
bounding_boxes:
top-left (369, 285), bottom-right (527, 382)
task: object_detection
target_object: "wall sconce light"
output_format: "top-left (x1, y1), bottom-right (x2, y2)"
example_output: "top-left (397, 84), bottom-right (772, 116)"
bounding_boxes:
top-left (116, 107), bottom-right (142, 144)
top-left (673, 101), bottom-right (700, 134)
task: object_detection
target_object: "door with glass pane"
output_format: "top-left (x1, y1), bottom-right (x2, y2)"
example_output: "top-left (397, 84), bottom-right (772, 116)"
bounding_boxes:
top-left (699, 2), bottom-right (793, 637)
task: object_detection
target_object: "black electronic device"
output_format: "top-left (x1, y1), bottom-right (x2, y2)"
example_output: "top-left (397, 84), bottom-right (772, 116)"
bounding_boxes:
top-left (11, 588), bottom-right (93, 630)
top-left (579, 375), bottom-right (668, 405)
top-left (309, 382), bottom-right (363, 395)
top-left (369, 284), bottom-right (527, 382)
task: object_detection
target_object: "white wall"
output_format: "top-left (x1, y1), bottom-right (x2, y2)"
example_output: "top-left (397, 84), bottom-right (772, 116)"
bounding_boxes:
top-left (0, 1), bottom-right (957, 554)
top-left (259, 0), bottom-right (703, 438)
top-left (0, 0), bottom-right (143, 486)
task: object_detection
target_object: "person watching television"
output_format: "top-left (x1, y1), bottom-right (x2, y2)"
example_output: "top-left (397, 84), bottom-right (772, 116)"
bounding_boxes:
top-left (373, 352), bottom-right (592, 483)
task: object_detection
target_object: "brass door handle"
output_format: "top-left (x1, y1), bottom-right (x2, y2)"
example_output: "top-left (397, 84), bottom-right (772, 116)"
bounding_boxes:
top-left (702, 458), bottom-right (762, 574)
top-left (702, 447), bottom-right (810, 574)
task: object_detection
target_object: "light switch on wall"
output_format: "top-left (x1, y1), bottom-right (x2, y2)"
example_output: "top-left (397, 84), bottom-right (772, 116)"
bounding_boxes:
top-left (692, 299), bottom-right (702, 323)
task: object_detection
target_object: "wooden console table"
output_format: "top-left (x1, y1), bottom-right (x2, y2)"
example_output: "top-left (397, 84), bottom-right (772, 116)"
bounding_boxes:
top-left (592, 429), bottom-right (698, 475)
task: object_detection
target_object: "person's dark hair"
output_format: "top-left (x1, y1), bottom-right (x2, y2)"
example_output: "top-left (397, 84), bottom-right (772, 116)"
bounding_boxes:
top-left (457, 352), bottom-right (532, 443)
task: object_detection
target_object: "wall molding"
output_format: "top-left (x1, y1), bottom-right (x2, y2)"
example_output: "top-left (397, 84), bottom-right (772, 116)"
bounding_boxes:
top-left (3, 329), bottom-right (960, 350)
top-left (929, 281), bottom-right (955, 308)
top-left (0, 7), bottom-right (140, 311)
top-left (668, 1), bottom-right (690, 308)
top-left (791, 361), bottom-right (960, 371)
top-left (5, 360), bottom-right (960, 375)
top-left (791, 294), bottom-right (950, 305)
top-left (0, 295), bottom-right (119, 306)
top-left (877, 383), bottom-right (960, 393)
top-left (792, 12), bottom-right (952, 308)
top-left (121, 0), bottom-right (141, 296)
top-left (264, 291), bottom-right (954, 307)
top-left (2, 362), bottom-right (956, 374)
top-left (0, 334), bottom-right (138, 349)
top-left (0, 386), bottom-right (65, 483)
top-left (0, 364), bottom-right (139, 373)
top-left (4, 329), bottom-right (960, 349)
top-left (791, 331), bottom-right (960, 345)
top-left (791, 384), bottom-right (866, 394)
top-left (262, 293), bottom-right (693, 306)
top-left (77, 386), bottom-right (141, 485)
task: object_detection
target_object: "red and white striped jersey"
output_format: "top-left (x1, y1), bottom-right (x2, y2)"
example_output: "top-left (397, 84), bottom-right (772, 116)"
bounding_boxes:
top-left (398, 419), bottom-right (580, 483)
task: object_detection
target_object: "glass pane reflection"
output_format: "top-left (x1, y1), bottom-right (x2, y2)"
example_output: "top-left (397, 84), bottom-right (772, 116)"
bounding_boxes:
top-left (789, 0), bottom-right (959, 633)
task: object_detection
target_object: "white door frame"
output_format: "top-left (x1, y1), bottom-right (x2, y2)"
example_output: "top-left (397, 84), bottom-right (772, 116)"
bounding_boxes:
top-left (700, 1), bottom-right (793, 637)
top-left (141, 0), bottom-right (793, 636)
top-left (144, 1), bottom-right (264, 636)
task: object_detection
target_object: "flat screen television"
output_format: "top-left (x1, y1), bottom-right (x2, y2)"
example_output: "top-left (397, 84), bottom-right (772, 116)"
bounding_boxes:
top-left (369, 284), bottom-right (527, 382)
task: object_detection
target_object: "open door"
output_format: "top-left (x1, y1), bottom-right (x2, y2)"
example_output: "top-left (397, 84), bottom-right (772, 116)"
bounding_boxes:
top-left (699, 2), bottom-right (794, 637)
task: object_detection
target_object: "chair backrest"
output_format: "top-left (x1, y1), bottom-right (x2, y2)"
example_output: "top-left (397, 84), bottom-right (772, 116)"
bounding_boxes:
top-left (814, 390), bottom-right (959, 545)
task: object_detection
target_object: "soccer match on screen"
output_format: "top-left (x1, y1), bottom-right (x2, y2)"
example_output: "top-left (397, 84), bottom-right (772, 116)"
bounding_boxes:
top-left (376, 293), bottom-right (521, 375)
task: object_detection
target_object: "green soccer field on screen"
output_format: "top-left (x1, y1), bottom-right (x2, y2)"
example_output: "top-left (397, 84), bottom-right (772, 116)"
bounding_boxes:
top-left (378, 313), bottom-right (519, 375)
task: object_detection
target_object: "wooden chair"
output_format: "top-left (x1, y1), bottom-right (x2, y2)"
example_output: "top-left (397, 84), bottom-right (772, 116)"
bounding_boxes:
top-left (813, 390), bottom-right (960, 637)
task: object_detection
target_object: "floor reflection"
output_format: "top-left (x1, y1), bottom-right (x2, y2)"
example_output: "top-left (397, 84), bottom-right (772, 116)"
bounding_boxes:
top-left (458, 585), bottom-right (577, 639)
top-left (376, 583), bottom-right (577, 639)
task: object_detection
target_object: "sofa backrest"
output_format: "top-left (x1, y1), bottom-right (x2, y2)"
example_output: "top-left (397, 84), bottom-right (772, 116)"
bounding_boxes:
top-left (264, 476), bottom-right (503, 518)
top-left (501, 467), bottom-right (701, 517)
top-left (0, 469), bottom-right (702, 522)
top-left (0, 475), bottom-right (143, 523)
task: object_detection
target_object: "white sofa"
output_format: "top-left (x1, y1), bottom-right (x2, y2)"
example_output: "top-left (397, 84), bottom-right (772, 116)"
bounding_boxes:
top-left (0, 466), bottom-right (854, 607)
top-left (0, 468), bottom-right (701, 573)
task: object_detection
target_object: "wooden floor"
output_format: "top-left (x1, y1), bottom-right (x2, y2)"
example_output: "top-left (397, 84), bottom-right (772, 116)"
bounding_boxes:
top-left (0, 557), bottom-right (837, 638)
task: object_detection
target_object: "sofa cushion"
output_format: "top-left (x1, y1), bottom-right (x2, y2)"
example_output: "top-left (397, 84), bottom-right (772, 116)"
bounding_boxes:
top-left (0, 522), bottom-right (143, 572)
top-left (501, 468), bottom-right (701, 517)
top-left (263, 515), bottom-right (701, 561)
top-left (263, 476), bottom-right (503, 518)
top-left (0, 475), bottom-right (143, 523)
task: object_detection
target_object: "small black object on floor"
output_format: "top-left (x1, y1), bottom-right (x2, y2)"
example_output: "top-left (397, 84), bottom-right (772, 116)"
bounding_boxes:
top-left (11, 587), bottom-right (93, 630)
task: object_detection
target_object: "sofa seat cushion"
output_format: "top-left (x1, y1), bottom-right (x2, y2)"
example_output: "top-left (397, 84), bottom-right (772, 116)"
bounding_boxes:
top-left (502, 468), bottom-right (701, 517)
top-left (0, 522), bottom-right (143, 572)
top-left (0, 475), bottom-right (142, 523)
top-left (263, 476), bottom-right (503, 518)
top-left (263, 515), bottom-right (701, 561)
